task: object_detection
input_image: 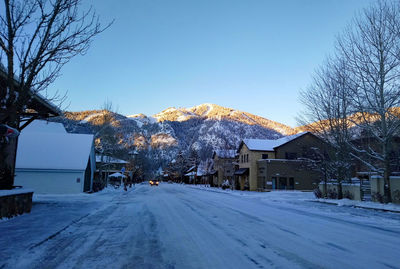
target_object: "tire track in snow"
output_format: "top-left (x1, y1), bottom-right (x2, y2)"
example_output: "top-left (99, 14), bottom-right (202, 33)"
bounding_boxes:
top-left (175, 193), bottom-right (312, 269)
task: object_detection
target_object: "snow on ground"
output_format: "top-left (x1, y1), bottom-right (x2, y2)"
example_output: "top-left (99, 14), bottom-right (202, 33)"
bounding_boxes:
top-left (1, 184), bottom-right (400, 269)
top-left (316, 198), bottom-right (400, 213)
top-left (190, 184), bottom-right (400, 212)
top-left (79, 113), bottom-right (104, 124)
top-left (187, 184), bottom-right (314, 200)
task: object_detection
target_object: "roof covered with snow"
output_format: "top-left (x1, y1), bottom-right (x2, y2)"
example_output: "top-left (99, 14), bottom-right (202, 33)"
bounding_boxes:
top-left (96, 155), bottom-right (128, 164)
top-left (16, 121), bottom-right (94, 171)
top-left (241, 132), bottom-right (309, 152)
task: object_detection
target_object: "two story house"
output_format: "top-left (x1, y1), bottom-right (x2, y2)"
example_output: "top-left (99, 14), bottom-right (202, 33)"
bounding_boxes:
top-left (236, 132), bottom-right (326, 191)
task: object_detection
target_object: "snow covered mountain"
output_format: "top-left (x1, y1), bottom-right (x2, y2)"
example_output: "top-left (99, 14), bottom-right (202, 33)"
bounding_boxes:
top-left (54, 104), bottom-right (297, 170)
top-left (150, 104), bottom-right (294, 136)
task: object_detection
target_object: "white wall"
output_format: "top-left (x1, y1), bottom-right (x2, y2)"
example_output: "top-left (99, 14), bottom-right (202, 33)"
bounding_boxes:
top-left (14, 170), bottom-right (85, 194)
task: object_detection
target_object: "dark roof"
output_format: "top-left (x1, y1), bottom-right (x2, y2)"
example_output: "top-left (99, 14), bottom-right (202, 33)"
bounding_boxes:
top-left (234, 168), bottom-right (249, 175)
top-left (0, 66), bottom-right (61, 118)
top-left (27, 92), bottom-right (61, 117)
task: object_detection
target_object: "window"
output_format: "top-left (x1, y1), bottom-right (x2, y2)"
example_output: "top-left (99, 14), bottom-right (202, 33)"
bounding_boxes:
top-left (246, 154), bottom-right (249, 162)
top-left (262, 154), bottom-right (268, 159)
top-left (285, 152), bottom-right (298, 160)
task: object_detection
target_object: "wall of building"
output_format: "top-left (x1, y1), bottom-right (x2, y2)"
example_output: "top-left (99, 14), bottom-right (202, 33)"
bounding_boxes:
top-left (213, 156), bottom-right (236, 187)
top-left (275, 133), bottom-right (327, 159)
top-left (238, 144), bottom-right (274, 191)
top-left (15, 169), bottom-right (85, 194)
top-left (258, 160), bottom-right (320, 190)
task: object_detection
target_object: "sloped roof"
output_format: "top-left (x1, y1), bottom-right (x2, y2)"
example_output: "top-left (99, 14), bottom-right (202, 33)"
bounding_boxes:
top-left (16, 121), bottom-right (94, 171)
top-left (241, 132), bottom-right (309, 152)
top-left (186, 165), bottom-right (196, 173)
top-left (108, 172), bottom-right (126, 178)
top-left (213, 149), bottom-right (237, 159)
top-left (95, 155), bottom-right (128, 164)
top-left (234, 168), bottom-right (249, 175)
top-left (0, 66), bottom-right (61, 117)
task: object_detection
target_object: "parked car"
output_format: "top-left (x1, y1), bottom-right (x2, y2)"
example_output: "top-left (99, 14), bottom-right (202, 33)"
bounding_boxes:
top-left (149, 180), bottom-right (159, 186)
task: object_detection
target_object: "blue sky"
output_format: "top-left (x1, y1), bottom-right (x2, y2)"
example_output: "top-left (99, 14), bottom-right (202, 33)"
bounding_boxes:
top-left (49, 0), bottom-right (374, 127)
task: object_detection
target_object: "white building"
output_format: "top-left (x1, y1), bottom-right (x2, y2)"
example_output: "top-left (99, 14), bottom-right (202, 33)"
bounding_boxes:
top-left (15, 120), bottom-right (95, 194)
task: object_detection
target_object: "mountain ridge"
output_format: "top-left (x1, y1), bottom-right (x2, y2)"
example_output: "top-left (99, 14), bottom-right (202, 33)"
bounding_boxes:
top-left (56, 103), bottom-right (300, 175)
top-left (128, 103), bottom-right (296, 136)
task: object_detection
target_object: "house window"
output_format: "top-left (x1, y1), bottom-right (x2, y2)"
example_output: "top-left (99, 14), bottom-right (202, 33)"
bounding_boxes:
top-left (285, 152), bottom-right (298, 160)
top-left (246, 154), bottom-right (249, 162)
top-left (262, 154), bottom-right (268, 159)
top-left (241, 155), bottom-right (243, 163)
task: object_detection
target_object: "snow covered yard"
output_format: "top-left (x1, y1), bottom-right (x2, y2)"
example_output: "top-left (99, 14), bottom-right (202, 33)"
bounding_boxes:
top-left (1, 184), bottom-right (400, 269)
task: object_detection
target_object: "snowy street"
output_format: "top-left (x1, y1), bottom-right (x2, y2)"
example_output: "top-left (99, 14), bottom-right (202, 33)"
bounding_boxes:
top-left (1, 184), bottom-right (400, 269)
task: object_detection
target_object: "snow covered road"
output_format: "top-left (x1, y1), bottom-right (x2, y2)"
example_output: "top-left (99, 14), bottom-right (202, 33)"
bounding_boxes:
top-left (1, 184), bottom-right (400, 269)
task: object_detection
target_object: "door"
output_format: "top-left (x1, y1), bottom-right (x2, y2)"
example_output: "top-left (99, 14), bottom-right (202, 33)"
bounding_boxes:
top-left (279, 177), bottom-right (287, 190)
top-left (289, 177), bottom-right (294, 190)
top-left (272, 177), bottom-right (277, 190)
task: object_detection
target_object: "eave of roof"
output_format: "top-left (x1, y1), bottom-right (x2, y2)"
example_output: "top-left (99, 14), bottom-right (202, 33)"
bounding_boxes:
top-left (0, 66), bottom-right (61, 117)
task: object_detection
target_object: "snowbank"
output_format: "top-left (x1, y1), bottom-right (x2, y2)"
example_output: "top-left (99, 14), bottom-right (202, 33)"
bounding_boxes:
top-left (316, 198), bottom-right (400, 213)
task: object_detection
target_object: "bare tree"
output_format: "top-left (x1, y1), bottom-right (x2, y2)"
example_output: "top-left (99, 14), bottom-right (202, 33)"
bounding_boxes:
top-left (337, 0), bottom-right (400, 202)
top-left (95, 101), bottom-right (119, 186)
top-left (299, 57), bottom-right (354, 199)
top-left (169, 151), bottom-right (189, 183)
top-left (187, 148), bottom-right (199, 184)
top-left (0, 0), bottom-right (111, 189)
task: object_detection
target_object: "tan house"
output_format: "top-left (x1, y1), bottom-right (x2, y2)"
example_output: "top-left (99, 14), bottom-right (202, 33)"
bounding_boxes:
top-left (236, 132), bottom-right (326, 191)
top-left (212, 150), bottom-right (237, 187)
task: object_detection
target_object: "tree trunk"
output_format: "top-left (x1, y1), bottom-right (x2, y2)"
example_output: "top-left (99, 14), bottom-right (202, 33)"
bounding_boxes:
top-left (99, 153), bottom-right (104, 188)
top-left (323, 180), bottom-right (327, 198)
top-left (0, 139), bottom-right (17, 189)
top-left (0, 114), bottom-right (19, 190)
top-left (337, 182), bottom-right (343, 200)
top-left (383, 159), bottom-right (392, 203)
